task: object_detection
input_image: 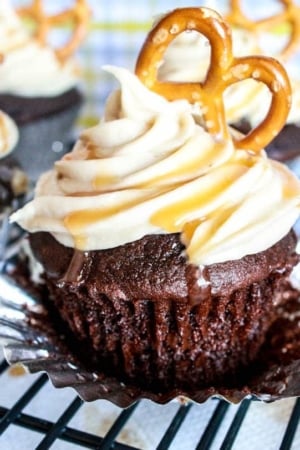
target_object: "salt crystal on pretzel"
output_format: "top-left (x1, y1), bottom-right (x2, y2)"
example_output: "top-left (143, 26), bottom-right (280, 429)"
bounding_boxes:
top-left (135, 7), bottom-right (291, 152)
top-left (226, 0), bottom-right (300, 61)
top-left (17, 0), bottom-right (90, 63)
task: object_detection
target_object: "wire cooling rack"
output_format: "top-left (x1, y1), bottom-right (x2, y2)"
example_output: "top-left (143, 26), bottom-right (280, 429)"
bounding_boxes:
top-left (0, 354), bottom-right (299, 450)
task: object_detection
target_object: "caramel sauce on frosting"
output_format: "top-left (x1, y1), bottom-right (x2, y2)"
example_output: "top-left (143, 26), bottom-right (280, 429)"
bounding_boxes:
top-left (11, 66), bottom-right (300, 265)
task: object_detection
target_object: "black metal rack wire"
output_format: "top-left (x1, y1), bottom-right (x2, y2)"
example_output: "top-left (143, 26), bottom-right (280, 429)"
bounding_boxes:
top-left (0, 355), bottom-right (299, 450)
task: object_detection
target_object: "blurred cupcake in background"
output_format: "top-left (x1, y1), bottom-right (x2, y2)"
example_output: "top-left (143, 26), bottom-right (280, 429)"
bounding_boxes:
top-left (158, 0), bottom-right (300, 165)
top-left (0, 0), bottom-right (90, 182)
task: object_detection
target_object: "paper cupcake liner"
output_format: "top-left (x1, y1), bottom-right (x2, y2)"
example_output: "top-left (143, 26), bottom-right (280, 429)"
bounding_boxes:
top-left (0, 238), bottom-right (299, 407)
top-left (44, 263), bottom-right (290, 393)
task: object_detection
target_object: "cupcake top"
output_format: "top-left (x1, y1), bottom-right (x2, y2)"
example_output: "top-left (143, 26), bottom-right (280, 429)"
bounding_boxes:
top-left (11, 7), bottom-right (300, 266)
top-left (159, 1), bottom-right (300, 128)
top-left (0, 0), bottom-right (89, 97)
top-left (0, 109), bottom-right (18, 158)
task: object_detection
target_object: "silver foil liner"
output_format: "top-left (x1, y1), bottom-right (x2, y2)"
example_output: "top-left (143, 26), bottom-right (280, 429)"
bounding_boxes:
top-left (0, 220), bottom-right (300, 407)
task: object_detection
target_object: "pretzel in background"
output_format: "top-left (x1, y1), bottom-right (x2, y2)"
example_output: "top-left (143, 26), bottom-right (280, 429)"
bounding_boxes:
top-left (17, 0), bottom-right (90, 63)
top-left (135, 7), bottom-right (291, 153)
top-left (226, 0), bottom-right (300, 61)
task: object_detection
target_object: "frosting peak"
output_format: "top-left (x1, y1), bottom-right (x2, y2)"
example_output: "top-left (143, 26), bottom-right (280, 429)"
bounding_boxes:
top-left (11, 66), bottom-right (300, 265)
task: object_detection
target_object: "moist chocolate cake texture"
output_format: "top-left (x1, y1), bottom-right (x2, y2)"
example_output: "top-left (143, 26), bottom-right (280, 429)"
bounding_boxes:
top-left (28, 230), bottom-right (299, 392)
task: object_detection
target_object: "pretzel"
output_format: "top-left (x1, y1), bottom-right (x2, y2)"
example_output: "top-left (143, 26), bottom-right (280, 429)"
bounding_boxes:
top-left (135, 7), bottom-right (291, 152)
top-left (226, 0), bottom-right (300, 61)
top-left (17, 0), bottom-right (90, 63)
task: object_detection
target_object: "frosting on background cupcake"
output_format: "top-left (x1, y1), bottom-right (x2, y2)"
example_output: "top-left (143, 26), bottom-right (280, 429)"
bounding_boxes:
top-left (0, 0), bottom-right (79, 97)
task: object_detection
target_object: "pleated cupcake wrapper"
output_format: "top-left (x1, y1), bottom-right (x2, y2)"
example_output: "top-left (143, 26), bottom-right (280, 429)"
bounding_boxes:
top-left (0, 262), bottom-right (300, 407)
top-left (46, 276), bottom-right (285, 392)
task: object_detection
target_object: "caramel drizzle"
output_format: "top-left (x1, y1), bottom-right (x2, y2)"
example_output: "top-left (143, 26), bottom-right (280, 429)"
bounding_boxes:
top-left (63, 7), bottom-right (293, 249)
top-left (58, 249), bottom-right (91, 286)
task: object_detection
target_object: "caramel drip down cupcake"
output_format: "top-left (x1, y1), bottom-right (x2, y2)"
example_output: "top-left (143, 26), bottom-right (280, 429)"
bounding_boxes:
top-left (11, 7), bottom-right (300, 394)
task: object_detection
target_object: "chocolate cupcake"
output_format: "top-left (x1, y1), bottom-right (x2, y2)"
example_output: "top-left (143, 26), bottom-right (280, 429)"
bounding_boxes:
top-left (158, 1), bottom-right (300, 163)
top-left (11, 8), bottom-right (300, 396)
top-left (0, 0), bottom-right (90, 182)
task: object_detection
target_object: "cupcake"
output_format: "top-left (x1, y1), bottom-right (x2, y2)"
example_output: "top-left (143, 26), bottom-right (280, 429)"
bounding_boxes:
top-left (158, 0), bottom-right (300, 163)
top-left (0, 110), bottom-right (28, 212)
top-left (0, 0), bottom-right (90, 182)
top-left (11, 7), bottom-right (300, 394)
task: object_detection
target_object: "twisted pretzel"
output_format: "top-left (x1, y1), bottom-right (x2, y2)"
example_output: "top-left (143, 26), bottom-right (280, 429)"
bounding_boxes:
top-left (17, 0), bottom-right (90, 63)
top-left (135, 7), bottom-right (291, 152)
top-left (226, 0), bottom-right (300, 60)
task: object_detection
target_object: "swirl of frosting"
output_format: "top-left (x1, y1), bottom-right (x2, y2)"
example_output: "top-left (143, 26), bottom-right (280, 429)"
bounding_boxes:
top-left (159, 26), bottom-right (300, 127)
top-left (0, 110), bottom-right (18, 158)
top-left (11, 66), bottom-right (300, 265)
top-left (0, 1), bottom-right (79, 97)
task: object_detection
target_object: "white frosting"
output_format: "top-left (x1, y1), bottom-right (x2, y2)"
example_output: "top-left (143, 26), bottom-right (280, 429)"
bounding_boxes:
top-left (159, 27), bottom-right (300, 127)
top-left (0, 0), bottom-right (79, 97)
top-left (11, 66), bottom-right (300, 266)
top-left (0, 110), bottom-right (18, 158)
